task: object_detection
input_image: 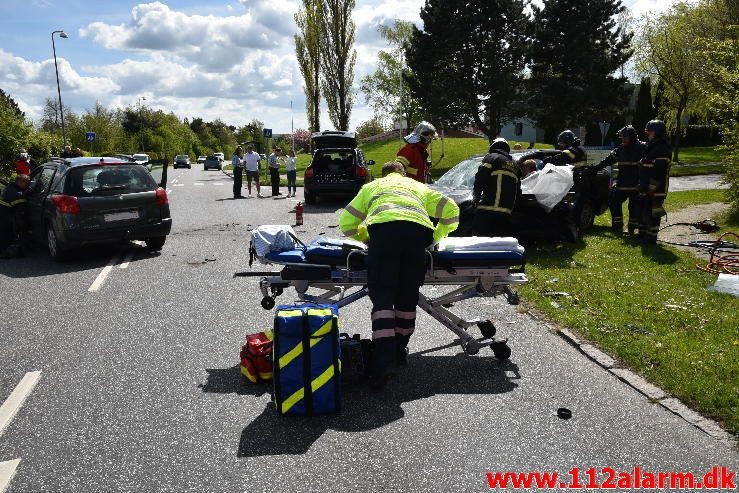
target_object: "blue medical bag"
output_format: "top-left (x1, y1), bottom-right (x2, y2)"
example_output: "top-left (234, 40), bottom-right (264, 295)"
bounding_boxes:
top-left (273, 304), bottom-right (341, 416)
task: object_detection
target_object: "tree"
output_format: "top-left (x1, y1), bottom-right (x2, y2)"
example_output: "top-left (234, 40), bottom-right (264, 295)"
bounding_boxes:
top-left (355, 118), bottom-right (385, 140)
top-left (69, 102), bottom-right (126, 154)
top-left (0, 89), bottom-right (32, 177)
top-left (528, 0), bottom-right (632, 142)
top-left (695, 24), bottom-right (739, 211)
top-left (635, 0), bottom-right (730, 162)
top-left (632, 77), bottom-right (656, 139)
top-left (360, 20), bottom-right (420, 128)
top-left (406, 0), bottom-right (530, 141)
top-left (0, 89), bottom-right (24, 120)
top-left (290, 128), bottom-right (312, 152)
top-left (319, 0), bottom-right (357, 130)
top-left (295, 0), bottom-right (322, 132)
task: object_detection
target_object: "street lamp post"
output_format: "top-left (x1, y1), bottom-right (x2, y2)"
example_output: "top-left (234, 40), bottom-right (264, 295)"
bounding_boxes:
top-left (51, 30), bottom-right (68, 145)
top-left (138, 96), bottom-right (147, 151)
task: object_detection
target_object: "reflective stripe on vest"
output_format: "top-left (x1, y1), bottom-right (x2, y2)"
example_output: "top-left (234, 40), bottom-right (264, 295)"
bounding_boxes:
top-left (369, 203), bottom-right (429, 221)
top-left (435, 197), bottom-right (449, 218)
top-left (367, 189), bottom-right (424, 211)
top-left (343, 204), bottom-right (366, 221)
top-left (0, 198), bottom-right (26, 208)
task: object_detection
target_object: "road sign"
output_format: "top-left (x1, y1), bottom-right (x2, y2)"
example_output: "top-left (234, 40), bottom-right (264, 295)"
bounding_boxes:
top-left (263, 128), bottom-right (272, 138)
top-left (85, 132), bottom-right (97, 142)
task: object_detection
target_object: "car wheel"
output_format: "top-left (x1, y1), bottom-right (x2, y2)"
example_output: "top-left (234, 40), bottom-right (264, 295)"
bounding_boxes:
top-left (47, 224), bottom-right (67, 261)
top-left (304, 190), bottom-right (316, 204)
top-left (579, 202), bottom-right (596, 231)
top-left (145, 236), bottom-right (166, 250)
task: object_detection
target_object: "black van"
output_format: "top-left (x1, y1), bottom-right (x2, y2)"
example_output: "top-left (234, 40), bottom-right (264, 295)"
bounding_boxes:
top-left (302, 131), bottom-right (374, 203)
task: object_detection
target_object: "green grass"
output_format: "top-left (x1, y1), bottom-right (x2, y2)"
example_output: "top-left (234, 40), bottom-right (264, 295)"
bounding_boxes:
top-left (678, 146), bottom-right (727, 164)
top-left (663, 189), bottom-right (727, 212)
top-left (670, 164), bottom-right (725, 176)
top-left (518, 190), bottom-right (738, 435)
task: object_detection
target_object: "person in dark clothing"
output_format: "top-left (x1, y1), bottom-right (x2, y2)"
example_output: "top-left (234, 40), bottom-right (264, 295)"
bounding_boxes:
top-left (231, 146), bottom-right (244, 198)
top-left (638, 120), bottom-right (672, 244)
top-left (473, 138), bottom-right (521, 236)
top-left (594, 126), bottom-right (646, 235)
top-left (543, 130), bottom-right (589, 236)
top-left (0, 175), bottom-right (30, 258)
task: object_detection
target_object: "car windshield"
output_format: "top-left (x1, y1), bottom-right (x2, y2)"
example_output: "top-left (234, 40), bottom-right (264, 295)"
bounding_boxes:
top-left (434, 158), bottom-right (482, 189)
top-left (206, 156), bottom-right (219, 162)
top-left (313, 150), bottom-right (356, 171)
top-left (68, 165), bottom-right (158, 197)
top-left (132, 154), bottom-right (148, 161)
top-left (175, 155), bottom-right (188, 160)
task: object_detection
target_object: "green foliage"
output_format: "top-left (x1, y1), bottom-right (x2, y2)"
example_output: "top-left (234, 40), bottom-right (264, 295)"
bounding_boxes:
top-left (355, 118), bottom-right (386, 140)
top-left (295, 0), bottom-right (322, 132)
top-left (406, 0), bottom-right (530, 140)
top-left (318, 0), bottom-right (357, 131)
top-left (631, 77), bottom-right (656, 138)
top-left (695, 23), bottom-right (739, 211)
top-left (360, 20), bottom-right (420, 127)
top-left (528, 0), bottom-right (632, 141)
top-left (0, 90), bottom-right (32, 177)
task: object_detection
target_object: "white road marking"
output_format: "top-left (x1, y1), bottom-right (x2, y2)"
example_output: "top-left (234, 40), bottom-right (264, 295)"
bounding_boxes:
top-left (166, 188), bottom-right (172, 194)
top-left (171, 179), bottom-right (178, 183)
top-left (119, 250), bottom-right (135, 269)
top-left (0, 459), bottom-right (21, 493)
top-left (212, 183), bottom-right (224, 186)
top-left (173, 184), bottom-right (184, 187)
top-left (88, 254), bottom-right (120, 292)
top-left (194, 182), bottom-right (204, 186)
top-left (0, 371), bottom-right (42, 438)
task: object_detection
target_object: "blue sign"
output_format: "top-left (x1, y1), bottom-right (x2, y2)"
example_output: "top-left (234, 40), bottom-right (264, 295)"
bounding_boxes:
top-left (263, 128), bottom-right (272, 138)
top-left (85, 132), bottom-right (96, 142)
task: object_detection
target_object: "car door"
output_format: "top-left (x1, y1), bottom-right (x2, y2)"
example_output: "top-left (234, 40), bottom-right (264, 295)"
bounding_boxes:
top-left (26, 165), bottom-right (58, 242)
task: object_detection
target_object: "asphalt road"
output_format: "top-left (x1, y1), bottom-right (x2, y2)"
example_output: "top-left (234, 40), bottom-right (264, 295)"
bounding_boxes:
top-left (0, 168), bottom-right (736, 492)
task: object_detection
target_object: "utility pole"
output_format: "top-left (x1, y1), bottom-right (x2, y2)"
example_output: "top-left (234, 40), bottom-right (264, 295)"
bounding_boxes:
top-left (51, 30), bottom-right (68, 145)
top-left (138, 96), bottom-right (147, 152)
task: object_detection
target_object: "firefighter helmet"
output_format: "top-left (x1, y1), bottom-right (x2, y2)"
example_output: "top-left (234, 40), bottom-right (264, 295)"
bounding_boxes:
top-left (556, 130), bottom-right (579, 149)
top-left (618, 125), bottom-right (638, 142)
top-left (488, 137), bottom-right (510, 154)
top-left (404, 121), bottom-right (438, 145)
top-left (645, 120), bottom-right (667, 137)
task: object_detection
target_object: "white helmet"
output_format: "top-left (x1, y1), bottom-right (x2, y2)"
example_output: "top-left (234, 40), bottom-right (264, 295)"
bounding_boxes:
top-left (404, 121), bottom-right (438, 145)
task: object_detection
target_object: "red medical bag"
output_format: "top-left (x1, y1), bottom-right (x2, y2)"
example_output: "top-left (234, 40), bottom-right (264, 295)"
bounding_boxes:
top-left (240, 331), bottom-right (274, 383)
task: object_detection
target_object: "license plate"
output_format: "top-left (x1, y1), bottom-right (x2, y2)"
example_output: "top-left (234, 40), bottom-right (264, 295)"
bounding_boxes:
top-left (104, 211), bottom-right (139, 222)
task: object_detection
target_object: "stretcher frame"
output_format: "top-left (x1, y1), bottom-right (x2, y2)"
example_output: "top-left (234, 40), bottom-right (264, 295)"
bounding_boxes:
top-left (237, 249), bottom-right (528, 358)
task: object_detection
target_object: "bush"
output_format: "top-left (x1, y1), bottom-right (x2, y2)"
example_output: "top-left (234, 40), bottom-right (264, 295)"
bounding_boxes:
top-left (681, 125), bottom-right (723, 147)
top-left (724, 123), bottom-right (739, 213)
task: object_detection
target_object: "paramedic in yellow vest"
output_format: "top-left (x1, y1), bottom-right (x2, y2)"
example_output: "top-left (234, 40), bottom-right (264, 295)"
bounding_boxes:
top-left (339, 161), bottom-right (459, 388)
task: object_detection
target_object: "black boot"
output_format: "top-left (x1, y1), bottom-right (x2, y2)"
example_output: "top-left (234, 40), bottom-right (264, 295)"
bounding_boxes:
top-left (369, 337), bottom-right (397, 390)
top-left (395, 334), bottom-right (410, 367)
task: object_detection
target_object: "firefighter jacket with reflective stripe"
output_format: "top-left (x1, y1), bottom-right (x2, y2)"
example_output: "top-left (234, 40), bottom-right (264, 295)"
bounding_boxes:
top-left (639, 137), bottom-right (672, 196)
top-left (0, 183), bottom-right (27, 212)
top-left (396, 142), bottom-right (429, 183)
top-left (544, 146), bottom-right (588, 167)
top-left (595, 141), bottom-right (646, 190)
top-left (473, 150), bottom-right (521, 215)
top-left (338, 172), bottom-right (459, 243)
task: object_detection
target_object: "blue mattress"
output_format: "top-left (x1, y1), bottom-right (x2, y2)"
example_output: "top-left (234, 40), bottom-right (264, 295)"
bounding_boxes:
top-left (264, 237), bottom-right (526, 268)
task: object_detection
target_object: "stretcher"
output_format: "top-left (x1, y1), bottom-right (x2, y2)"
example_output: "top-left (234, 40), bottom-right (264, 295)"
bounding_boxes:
top-left (238, 232), bottom-right (528, 358)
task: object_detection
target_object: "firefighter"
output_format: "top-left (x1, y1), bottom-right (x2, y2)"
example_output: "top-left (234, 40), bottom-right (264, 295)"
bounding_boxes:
top-left (473, 138), bottom-right (521, 236)
top-left (638, 120), bottom-right (672, 245)
top-left (395, 121), bottom-right (437, 183)
top-left (594, 126), bottom-right (646, 235)
top-left (0, 174), bottom-right (30, 258)
top-left (338, 161), bottom-right (459, 387)
top-left (15, 149), bottom-right (32, 175)
top-left (544, 130), bottom-right (589, 236)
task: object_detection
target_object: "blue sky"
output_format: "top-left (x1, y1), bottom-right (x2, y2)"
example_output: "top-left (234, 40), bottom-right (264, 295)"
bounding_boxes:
top-left (0, 0), bottom-right (672, 133)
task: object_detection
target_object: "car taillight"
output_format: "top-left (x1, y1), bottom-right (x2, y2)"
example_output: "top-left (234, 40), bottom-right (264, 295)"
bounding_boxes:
top-left (304, 167), bottom-right (315, 178)
top-left (51, 195), bottom-right (80, 214)
top-left (355, 166), bottom-right (368, 177)
top-left (155, 187), bottom-right (169, 205)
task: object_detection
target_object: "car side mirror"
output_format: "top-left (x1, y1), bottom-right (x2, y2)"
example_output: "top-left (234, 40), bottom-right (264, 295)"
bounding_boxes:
top-left (366, 160), bottom-right (375, 166)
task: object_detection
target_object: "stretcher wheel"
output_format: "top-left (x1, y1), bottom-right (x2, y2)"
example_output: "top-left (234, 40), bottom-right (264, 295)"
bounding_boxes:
top-left (477, 320), bottom-right (496, 338)
top-left (274, 287), bottom-right (283, 296)
top-left (490, 341), bottom-right (511, 360)
top-left (261, 296), bottom-right (275, 310)
top-left (464, 340), bottom-right (481, 356)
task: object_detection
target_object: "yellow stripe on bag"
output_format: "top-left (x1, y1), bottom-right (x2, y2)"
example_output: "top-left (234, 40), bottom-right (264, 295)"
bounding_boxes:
top-left (280, 364), bottom-right (337, 414)
top-left (276, 309), bottom-right (335, 370)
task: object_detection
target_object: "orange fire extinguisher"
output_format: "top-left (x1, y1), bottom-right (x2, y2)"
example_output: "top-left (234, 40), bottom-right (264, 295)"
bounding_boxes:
top-left (295, 201), bottom-right (304, 226)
